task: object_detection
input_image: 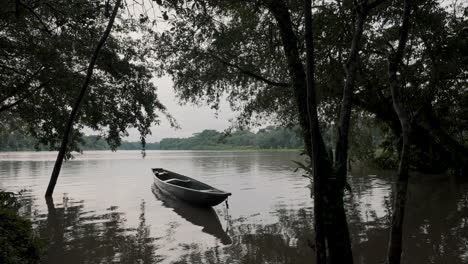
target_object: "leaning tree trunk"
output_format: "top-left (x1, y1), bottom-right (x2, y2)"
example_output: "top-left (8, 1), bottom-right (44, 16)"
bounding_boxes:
top-left (45, 0), bottom-right (122, 197)
top-left (386, 0), bottom-right (412, 263)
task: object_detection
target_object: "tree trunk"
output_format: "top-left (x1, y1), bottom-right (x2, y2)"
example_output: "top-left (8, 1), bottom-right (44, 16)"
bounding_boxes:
top-left (324, 4), bottom-right (367, 264)
top-left (324, 1), bottom-right (387, 262)
top-left (386, 0), bottom-right (412, 263)
top-left (264, 0), bottom-right (313, 158)
top-left (268, 1), bottom-right (385, 262)
top-left (45, 0), bottom-right (121, 197)
top-left (304, 0), bottom-right (327, 262)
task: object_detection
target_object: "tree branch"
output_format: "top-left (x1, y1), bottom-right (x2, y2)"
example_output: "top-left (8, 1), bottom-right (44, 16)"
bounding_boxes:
top-left (210, 53), bottom-right (290, 88)
top-left (367, 0), bottom-right (387, 10)
top-left (0, 66), bottom-right (44, 105)
top-left (393, 0), bottom-right (411, 63)
top-left (0, 78), bottom-right (52, 113)
top-left (19, 2), bottom-right (53, 36)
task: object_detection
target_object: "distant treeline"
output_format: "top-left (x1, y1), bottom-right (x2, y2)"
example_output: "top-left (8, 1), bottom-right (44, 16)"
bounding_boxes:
top-left (0, 126), bottom-right (303, 151)
top-left (159, 127), bottom-right (303, 150)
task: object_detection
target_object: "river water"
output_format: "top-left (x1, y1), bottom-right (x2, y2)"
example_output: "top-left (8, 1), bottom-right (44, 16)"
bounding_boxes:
top-left (0, 150), bottom-right (467, 264)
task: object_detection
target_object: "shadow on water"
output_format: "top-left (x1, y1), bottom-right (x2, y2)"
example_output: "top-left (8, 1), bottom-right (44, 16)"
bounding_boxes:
top-left (151, 184), bottom-right (232, 245)
top-left (29, 195), bottom-right (160, 264)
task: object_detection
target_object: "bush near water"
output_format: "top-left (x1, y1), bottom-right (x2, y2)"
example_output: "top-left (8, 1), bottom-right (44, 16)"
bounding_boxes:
top-left (0, 191), bottom-right (41, 264)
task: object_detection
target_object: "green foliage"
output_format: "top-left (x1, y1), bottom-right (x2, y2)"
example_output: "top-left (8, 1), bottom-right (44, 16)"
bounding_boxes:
top-left (153, 0), bottom-right (468, 171)
top-left (0, 126), bottom-right (302, 151)
top-left (0, 191), bottom-right (42, 264)
top-left (153, 0), bottom-right (294, 127)
top-left (159, 126), bottom-right (303, 150)
top-left (0, 0), bottom-right (174, 158)
top-left (80, 135), bottom-right (160, 150)
top-left (0, 131), bottom-right (160, 151)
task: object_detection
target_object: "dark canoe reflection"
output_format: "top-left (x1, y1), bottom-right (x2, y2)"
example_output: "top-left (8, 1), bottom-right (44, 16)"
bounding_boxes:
top-left (151, 184), bottom-right (232, 245)
top-left (28, 195), bottom-right (160, 264)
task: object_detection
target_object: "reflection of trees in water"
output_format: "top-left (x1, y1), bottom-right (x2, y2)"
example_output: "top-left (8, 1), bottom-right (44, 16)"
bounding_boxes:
top-left (13, 172), bottom-right (468, 264)
top-left (345, 175), bottom-right (392, 263)
top-left (176, 175), bottom-right (468, 264)
top-left (0, 160), bottom-right (49, 180)
top-left (177, 208), bottom-right (314, 264)
top-left (191, 151), bottom-right (302, 175)
top-left (401, 176), bottom-right (468, 264)
top-left (27, 195), bottom-right (160, 264)
top-left (349, 174), bottom-right (468, 264)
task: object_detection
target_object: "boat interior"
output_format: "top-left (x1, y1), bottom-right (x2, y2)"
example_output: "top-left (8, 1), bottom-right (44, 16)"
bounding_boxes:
top-left (154, 170), bottom-right (218, 192)
top-left (164, 178), bottom-right (192, 188)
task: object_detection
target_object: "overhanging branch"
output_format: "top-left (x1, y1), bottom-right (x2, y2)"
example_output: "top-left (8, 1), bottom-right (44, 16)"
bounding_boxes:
top-left (0, 78), bottom-right (52, 113)
top-left (210, 53), bottom-right (290, 88)
top-left (0, 66), bottom-right (44, 105)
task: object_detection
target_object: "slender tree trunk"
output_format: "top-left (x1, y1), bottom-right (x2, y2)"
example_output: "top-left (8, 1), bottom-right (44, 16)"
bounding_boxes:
top-left (325, 7), bottom-right (365, 264)
top-left (45, 0), bottom-right (121, 197)
top-left (325, 1), bottom-right (387, 262)
top-left (386, 0), bottom-right (412, 263)
top-left (304, 0), bottom-right (327, 262)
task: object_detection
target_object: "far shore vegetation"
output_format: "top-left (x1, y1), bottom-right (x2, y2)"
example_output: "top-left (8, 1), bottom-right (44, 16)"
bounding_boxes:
top-left (0, 126), bottom-right (305, 151)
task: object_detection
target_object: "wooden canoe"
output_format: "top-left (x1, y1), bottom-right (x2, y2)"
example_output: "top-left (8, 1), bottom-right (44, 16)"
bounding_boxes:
top-left (152, 168), bottom-right (231, 207)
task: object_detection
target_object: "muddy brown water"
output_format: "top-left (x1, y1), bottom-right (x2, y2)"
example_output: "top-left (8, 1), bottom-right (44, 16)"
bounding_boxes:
top-left (1, 150), bottom-right (467, 264)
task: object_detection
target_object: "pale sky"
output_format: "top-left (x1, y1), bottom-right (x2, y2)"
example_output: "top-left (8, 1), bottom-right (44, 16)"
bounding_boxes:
top-left (124, 76), bottom-right (236, 142)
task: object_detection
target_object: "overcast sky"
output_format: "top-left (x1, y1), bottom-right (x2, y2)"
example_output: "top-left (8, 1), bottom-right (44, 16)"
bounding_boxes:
top-left (124, 76), bottom-right (236, 142)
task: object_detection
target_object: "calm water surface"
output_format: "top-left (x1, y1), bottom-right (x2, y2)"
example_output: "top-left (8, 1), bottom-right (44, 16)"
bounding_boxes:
top-left (1, 150), bottom-right (467, 263)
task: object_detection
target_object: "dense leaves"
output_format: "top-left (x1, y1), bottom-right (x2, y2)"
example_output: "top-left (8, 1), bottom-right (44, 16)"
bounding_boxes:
top-left (152, 0), bottom-right (468, 172)
top-left (0, 191), bottom-right (41, 264)
top-left (0, 0), bottom-right (174, 157)
top-left (159, 126), bottom-right (303, 150)
top-left (0, 126), bottom-right (303, 151)
top-left (153, 0), bottom-right (295, 127)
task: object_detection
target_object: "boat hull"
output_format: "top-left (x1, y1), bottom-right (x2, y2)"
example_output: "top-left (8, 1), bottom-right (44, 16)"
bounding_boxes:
top-left (152, 168), bottom-right (231, 207)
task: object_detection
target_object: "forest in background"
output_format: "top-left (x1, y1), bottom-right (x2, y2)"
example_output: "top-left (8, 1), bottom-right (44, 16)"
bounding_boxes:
top-left (0, 126), bottom-right (304, 151)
